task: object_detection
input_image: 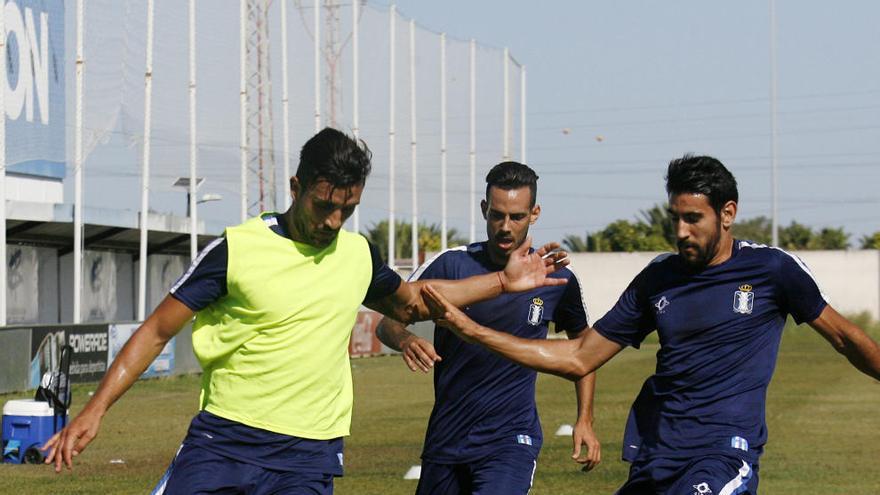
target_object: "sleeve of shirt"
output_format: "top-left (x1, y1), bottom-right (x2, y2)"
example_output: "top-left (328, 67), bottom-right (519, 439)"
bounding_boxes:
top-left (776, 251), bottom-right (828, 324)
top-left (407, 250), bottom-right (451, 283)
top-left (592, 268), bottom-right (655, 349)
top-left (363, 240), bottom-right (403, 303)
top-left (169, 237), bottom-right (228, 311)
top-left (553, 272), bottom-right (590, 334)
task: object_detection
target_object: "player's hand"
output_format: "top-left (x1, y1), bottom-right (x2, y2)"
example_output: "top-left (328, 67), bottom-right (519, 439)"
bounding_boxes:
top-left (422, 284), bottom-right (481, 344)
top-left (41, 407), bottom-right (103, 472)
top-left (400, 335), bottom-right (442, 372)
top-left (500, 237), bottom-right (570, 292)
top-left (571, 419), bottom-right (601, 472)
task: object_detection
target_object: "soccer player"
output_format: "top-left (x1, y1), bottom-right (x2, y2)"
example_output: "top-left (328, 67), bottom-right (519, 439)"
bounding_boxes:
top-left (376, 161), bottom-right (601, 495)
top-left (421, 154), bottom-right (880, 495)
top-left (41, 128), bottom-right (570, 494)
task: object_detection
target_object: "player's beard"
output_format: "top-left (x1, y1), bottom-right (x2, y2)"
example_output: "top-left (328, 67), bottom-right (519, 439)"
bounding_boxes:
top-left (677, 219), bottom-right (722, 271)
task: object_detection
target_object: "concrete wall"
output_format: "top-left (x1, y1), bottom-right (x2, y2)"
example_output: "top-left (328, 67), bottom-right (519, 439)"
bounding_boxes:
top-left (567, 250), bottom-right (880, 322)
top-left (795, 250), bottom-right (879, 319)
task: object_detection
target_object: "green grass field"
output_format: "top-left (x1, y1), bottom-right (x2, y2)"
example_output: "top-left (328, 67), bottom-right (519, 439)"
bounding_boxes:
top-left (3, 320), bottom-right (880, 494)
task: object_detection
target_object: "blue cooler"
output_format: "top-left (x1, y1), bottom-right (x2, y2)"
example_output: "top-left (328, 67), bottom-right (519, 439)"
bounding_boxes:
top-left (2, 399), bottom-right (67, 464)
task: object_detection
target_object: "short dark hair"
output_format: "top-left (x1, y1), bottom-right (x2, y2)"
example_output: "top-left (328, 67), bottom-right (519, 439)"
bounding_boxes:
top-left (295, 127), bottom-right (372, 190)
top-left (485, 161), bottom-right (539, 207)
top-left (665, 154), bottom-right (738, 212)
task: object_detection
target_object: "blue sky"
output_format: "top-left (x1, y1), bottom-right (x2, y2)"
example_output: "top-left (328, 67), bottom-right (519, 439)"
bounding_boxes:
top-left (58, 1), bottom-right (879, 246)
top-left (386, 0), bottom-right (880, 243)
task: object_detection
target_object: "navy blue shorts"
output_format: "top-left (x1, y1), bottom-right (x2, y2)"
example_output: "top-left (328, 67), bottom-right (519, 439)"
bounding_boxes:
top-left (151, 444), bottom-right (334, 495)
top-left (416, 442), bottom-right (539, 495)
top-left (616, 454), bottom-right (758, 495)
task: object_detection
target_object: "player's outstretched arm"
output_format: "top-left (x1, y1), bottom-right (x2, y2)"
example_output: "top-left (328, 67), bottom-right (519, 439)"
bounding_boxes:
top-left (809, 305), bottom-right (880, 381)
top-left (569, 333), bottom-right (601, 471)
top-left (41, 296), bottom-right (194, 473)
top-left (421, 284), bottom-right (623, 380)
top-left (367, 237), bottom-right (569, 324)
top-left (376, 316), bottom-right (441, 373)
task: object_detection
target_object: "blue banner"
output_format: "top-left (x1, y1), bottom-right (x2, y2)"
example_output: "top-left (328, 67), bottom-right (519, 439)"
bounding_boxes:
top-left (5, 0), bottom-right (65, 180)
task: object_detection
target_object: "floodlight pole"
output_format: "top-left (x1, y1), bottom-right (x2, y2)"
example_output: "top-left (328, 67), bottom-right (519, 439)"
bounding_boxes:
top-left (314, 0), bottom-right (321, 132)
top-left (503, 47), bottom-right (510, 160)
top-left (189, 0), bottom-right (198, 261)
top-left (440, 33), bottom-right (447, 251)
top-left (73, 0), bottom-right (85, 323)
top-left (409, 19), bottom-right (418, 269)
top-left (351, 0), bottom-right (360, 232)
top-left (281, 0), bottom-right (291, 209)
top-left (239, 0), bottom-right (248, 222)
top-left (469, 39), bottom-right (476, 243)
top-left (388, 5), bottom-right (397, 268)
top-left (770, 0), bottom-right (779, 246)
top-left (520, 65), bottom-right (526, 163)
top-left (138, 0), bottom-right (155, 321)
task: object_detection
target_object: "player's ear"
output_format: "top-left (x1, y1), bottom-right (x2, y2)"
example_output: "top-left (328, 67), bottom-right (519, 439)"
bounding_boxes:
top-left (720, 200), bottom-right (737, 229)
top-left (530, 204), bottom-right (541, 225)
top-left (291, 176), bottom-right (302, 202)
top-left (480, 199), bottom-right (489, 220)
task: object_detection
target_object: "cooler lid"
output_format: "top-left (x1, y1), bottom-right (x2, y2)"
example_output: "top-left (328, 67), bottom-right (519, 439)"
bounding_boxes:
top-left (3, 399), bottom-right (55, 417)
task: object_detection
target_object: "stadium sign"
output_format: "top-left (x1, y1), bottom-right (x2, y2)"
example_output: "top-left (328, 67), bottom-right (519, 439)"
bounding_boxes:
top-left (4, 0), bottom-right (65, 180)
top-left (29, 325), bottom-right (109, 387)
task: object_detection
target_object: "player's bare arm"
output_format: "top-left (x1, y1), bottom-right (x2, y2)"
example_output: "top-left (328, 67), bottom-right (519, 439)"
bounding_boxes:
top-left (422, 284), bottom-right (623, 380)
top-left (41, 296), bottom-right (195, 473)
top-left (365, 238), bottom-right (569, 324)
top-left (809, 305), bottom-right (880, 380)
top-left (376, 317), bottom-right (441, 373)
top-left (568, 328), bottom-right (601, 471)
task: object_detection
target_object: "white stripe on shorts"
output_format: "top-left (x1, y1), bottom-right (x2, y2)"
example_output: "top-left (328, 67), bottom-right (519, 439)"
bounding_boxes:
top-left (526, 459), bottom-right (537, 494)
top-left (151, 444), bottom-right (184, 495)
top-left (718, 460), bottom-right (752, 495)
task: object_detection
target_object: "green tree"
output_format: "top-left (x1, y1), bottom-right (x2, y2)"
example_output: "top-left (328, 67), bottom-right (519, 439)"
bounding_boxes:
top-left (364, 220), bottom-right (467, 263)
top-left (638, 204), bottom-right (675, 247)
top-left (810, 227), bottom-right (850, 250)
top-left (861, 231), bottom-right (880, 249)
top-left (562, 234), bottom-right (589, 253)
top-left (599, 220), bottom-right (644, 252)
top-left (780, 221), bottom-right (813, 250)
top-left (594, 219), bottom-right (673, 252)
top-left (731, 216), bottom-right (772, 244)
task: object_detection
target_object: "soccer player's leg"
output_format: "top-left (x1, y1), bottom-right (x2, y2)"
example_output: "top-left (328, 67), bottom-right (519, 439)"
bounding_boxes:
top-left (468, 442), bottom-right (540, 495)
top-left (668, 454), bottom-right (758, 495)
top-left (416, 461), bottom-right (469, 495)
top-left (154, 443), bottom-right (254, 494)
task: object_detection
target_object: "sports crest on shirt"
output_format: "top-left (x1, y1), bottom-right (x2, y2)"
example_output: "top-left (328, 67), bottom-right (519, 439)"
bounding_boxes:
top-left (527, 297), bottom-right (544, 326)
top-left (733, 284), bottom-right (755, 314)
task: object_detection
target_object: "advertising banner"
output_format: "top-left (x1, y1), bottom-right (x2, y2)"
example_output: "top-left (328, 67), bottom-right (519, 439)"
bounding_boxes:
top-left (29, 325), bottom-right (108, 387)
top-left (5, 0), bottom-right (66, 179)
top-left (108, 323), bottom-right (174, 378)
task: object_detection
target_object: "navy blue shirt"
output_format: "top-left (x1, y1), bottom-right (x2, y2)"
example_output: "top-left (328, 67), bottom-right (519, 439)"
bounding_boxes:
top-left (413, 242), bottom-right (590, 463)
top-left (167, 213), bottom-right (402, 474)
top-left (594, 240), bottom-right (827, 464)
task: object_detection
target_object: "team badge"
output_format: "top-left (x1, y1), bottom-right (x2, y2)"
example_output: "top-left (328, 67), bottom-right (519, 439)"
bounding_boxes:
top-left (693, 483), bottom-right (713, 495)
top-left (733, 284), bottom-right (754, 315)
top-left (654, 296), bottom-right (669, 314)
top-left (527, 297), bottom-right (544, 326)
